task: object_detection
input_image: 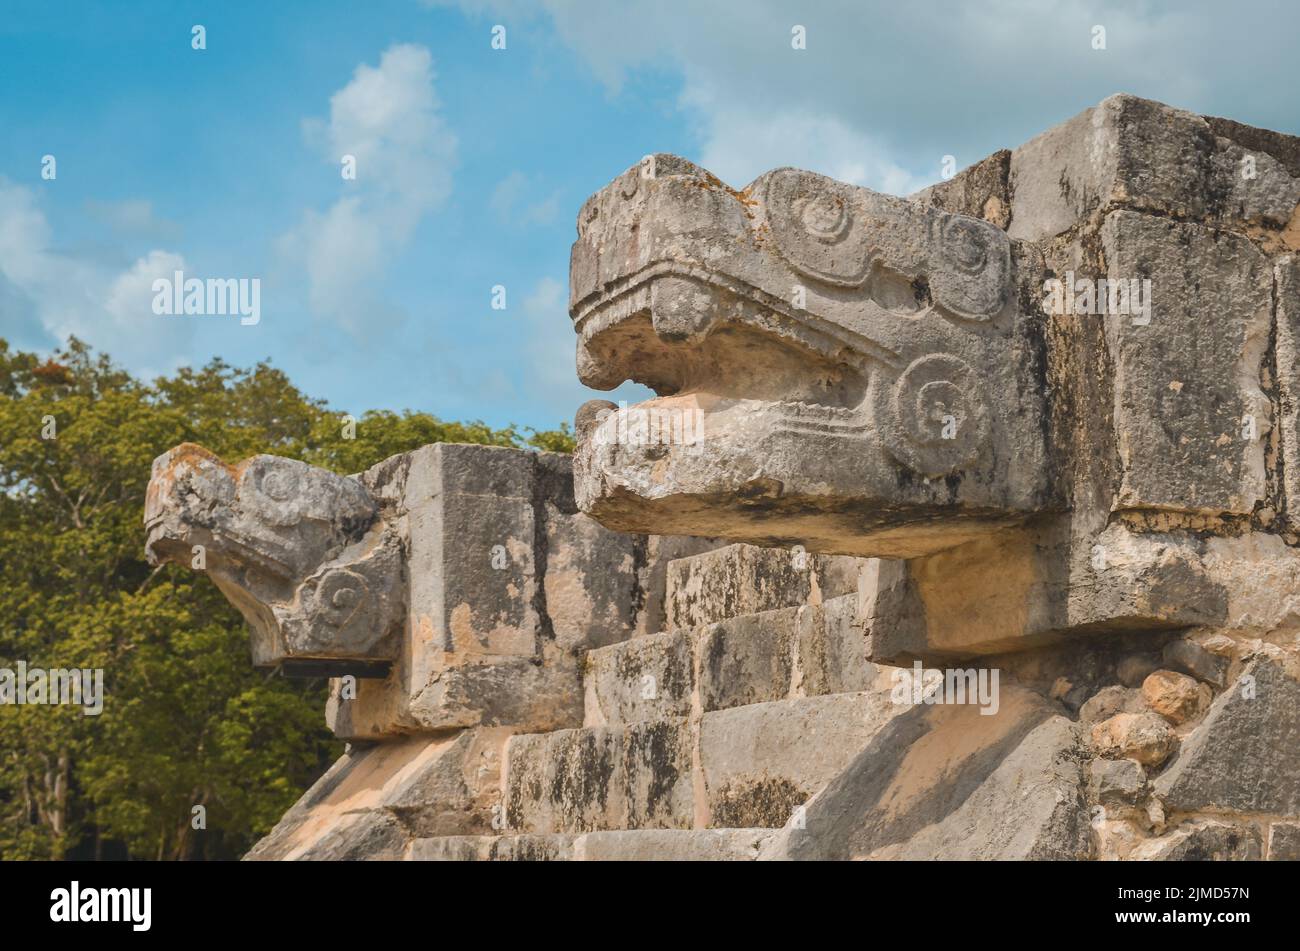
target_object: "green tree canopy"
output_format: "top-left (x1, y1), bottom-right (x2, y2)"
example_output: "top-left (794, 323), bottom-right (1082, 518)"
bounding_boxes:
top-left (0, 337), bottom-right (572, 859)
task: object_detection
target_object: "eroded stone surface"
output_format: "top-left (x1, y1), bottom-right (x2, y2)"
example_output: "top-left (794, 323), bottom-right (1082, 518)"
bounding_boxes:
top-left (1154, 657), bottom-right (1300, 815)
top-left (145, 443), bottom-right (404, 674)
top-left (1267, 822), bottom-right (1300, 860)
top-left (1131, 820), bottom-right (1262, 861)
top-left (699, 691), bottom-right (898, 828)
top-left (407, 829), bottom-right (774, 861)
top-left (169, 94), bottom-right (1300, 862)
top-left (570, 155), bottom-right (1054, 559)
top-left (1089, 757), bottom-right (1147, 807)
top-left (1091, 712), bottom-right (1178, 767)
top-left (996, 95), bottom-right (1300, 245)
top-left (407, 834), bottom-right (576, 861)
top-left (565, 94), bottom-right (1300, 683)
top-left (503, 718), bottom-right (694, 834)
top-left (245, 731), bottom-right (509, 861)
top-left (665, 543), bottom-right (865, 630)
top-left (760, 687), bottom-right (1091, 860)
top-left (1141, 669), bottom-right (1209, 725)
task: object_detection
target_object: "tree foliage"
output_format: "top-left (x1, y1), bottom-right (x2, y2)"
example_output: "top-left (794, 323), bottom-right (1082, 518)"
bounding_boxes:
top-left (0, 337), bottom-right (572, 859)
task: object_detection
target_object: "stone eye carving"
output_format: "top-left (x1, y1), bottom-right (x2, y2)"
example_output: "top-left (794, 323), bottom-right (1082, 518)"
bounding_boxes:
top-left (944, 218), bottom-right (989, 273)
top-left (259, 466), bottom-right (299, 502)
top-left (877, 354), bottom-right (990, 477)
top-left (765, 169), bottom-right (873, 287)
top-left (146, 445), bottom-right (401, 674)
top-left (238, 460), bottom-right (309, 528)
top-left (309, 567), bottom-right (370, 628)
top-left (798, 193), bottom-right (851, 242)
top-left (763, 167), bottom-right (1012, 321)
top-left (928, 214), bottom-right (1010, 320)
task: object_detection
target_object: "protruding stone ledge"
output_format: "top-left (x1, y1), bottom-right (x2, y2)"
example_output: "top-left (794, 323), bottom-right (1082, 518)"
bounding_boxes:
top-left (145, 441), bottom-right (718, 739)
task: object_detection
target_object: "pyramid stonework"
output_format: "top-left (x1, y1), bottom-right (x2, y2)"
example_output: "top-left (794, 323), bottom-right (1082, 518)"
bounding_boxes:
top-left (146, 95), bottom-right (1300, 860)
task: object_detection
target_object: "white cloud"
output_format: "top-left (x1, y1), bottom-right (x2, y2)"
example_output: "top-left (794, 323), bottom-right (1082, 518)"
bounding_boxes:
top-left (104, 250), bottom-right (188, 324)
top-left (84, 198), bottom-right (181, 241)
top-left (686, 96), bottom-right (931, 194)
top-left (444, 0), bottom-right (1300, 196)
top-left (0, 178), bottom-right (192, 371)
top-left (523, 276), bottom-right (573, 390)
top-left (281, 43), bottom-right (457, 331)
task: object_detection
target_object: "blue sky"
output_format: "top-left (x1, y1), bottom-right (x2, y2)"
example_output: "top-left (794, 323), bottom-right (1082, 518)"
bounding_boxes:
top-left (3, 0), bottom-right (1298, 431)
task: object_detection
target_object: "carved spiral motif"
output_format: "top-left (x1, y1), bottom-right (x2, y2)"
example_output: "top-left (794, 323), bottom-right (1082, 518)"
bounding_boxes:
top-left (942, 217), bottom-right (990, 274)
top-left (764, 169), bottom-right (873, 286)
top-left (928, 212), bottom-right (1010, 320)
top-left (258, 466), bottom-right (299, 502)
top-left (314, 568), bottom-right (369, 628)
top-left (879, 354), bottom-right (990, 477)
top-left (797, 194), bottom-right (851, 242)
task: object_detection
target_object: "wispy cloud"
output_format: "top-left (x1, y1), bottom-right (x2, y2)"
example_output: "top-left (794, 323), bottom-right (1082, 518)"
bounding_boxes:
top-left (278, 43), bottom-right (458, 333)
top-left (0, 177), bottom-right (192, 374)
top-left (84, 198), bottom-right (182, 242)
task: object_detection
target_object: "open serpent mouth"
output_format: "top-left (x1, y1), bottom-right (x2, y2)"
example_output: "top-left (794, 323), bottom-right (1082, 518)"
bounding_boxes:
top-left (574, 273), bottom-right (875, 439)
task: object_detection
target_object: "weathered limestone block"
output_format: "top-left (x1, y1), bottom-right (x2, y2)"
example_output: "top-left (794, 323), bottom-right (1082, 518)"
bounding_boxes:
top-left (571, 828), bottom-right (774, 861)
top-left (1088, 757), bottom-right (1147, 808)
top-left (245, 730), bottom-right (509, 861)
top-left (695, 611), bottom-right (796, 712)
top-left (866, 715), bottom-right (1091, 861)
top-left (358, 445), bottom-right (715, 737)
top-left (406, 829), bottom-right (775, 861)
top-left (858, 523), bottom-right (1235, 663)
top-left (1141, 669), bottom-right (1209, 725)
top-left (1160, 635), bottom-right (1230, 687)
top-left (1100, 211), bottom-right (1272, 515)
top-left (985, 94), bottom-right (1300, 245)
top-left (1274, 256), bottom-right (1300, 533)
top-left (1079, 685), bottom-right (1146, 727)
top-left (358, 444), bottom-right (716, 736)
top-left (635, 536), bottom-right (720, 626)
top-left (543, 495), bottom-right (637, 653)
top-left (504, 727), bottom-right (625, 834)
top-left (1153, 656), bottom-right (1300, 815)
top-left (583, 630), bottom-right (693, 727)
top-left (699, 691), bottom-right (897, 828)
top-left (695, 601), bottom-right (875, 710)
top-left (509, 691), bottom-right (898, 838)
top-left (503, 718), bottom-right (693, 834)
top-left (570, 155), bottom-right (1055, 559)
top-left (407, 834), bottom-right (576, 862)
top-left (911, 150), bottom-right (1012, 229)
top-left (582, 595), bottom-right (876, 729)
top-left (145, 443), bottom-right (404, 675)
top-left (1130, 820), bottom-right (1262, 861)
top-left (760, 687), bottom-right (1091, 860)
top-left (624, 718), bottom-right (696, 829)
top-left (1267, 822), bottom-right (1300, 860)
top-left (1090, 711), bottom-right (1178, 768)
top-left (665, 542), bottom-right (865, 630)
top-left (797, 595), bottom-right (876, 696)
